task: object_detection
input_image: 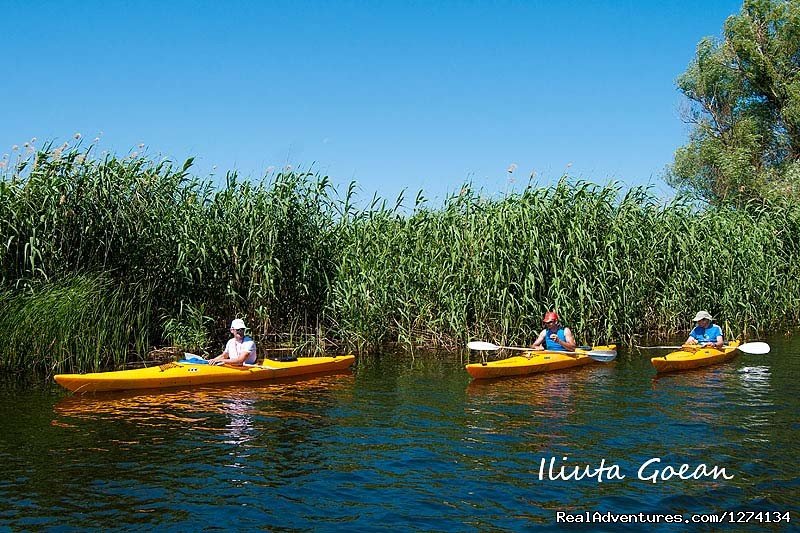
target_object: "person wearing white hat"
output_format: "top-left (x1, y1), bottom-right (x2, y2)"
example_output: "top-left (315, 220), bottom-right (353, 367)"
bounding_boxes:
top-left (209, 318), bottom-right (257, 365)
top-left (684, 311), bottom-right (723, 349)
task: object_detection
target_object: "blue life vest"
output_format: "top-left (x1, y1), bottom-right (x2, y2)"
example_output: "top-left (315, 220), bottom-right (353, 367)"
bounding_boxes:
top-left (544, 327), bottom-right (567, 351)
top-left (690, 324), bottom-right (723, 343)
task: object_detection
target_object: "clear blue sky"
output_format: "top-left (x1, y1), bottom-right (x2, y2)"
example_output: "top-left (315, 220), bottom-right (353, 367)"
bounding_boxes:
top-left (1, 0), bottom-right (742, 203)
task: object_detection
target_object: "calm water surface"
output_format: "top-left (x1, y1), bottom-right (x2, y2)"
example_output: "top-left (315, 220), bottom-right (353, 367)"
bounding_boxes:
top-left (1, 335), bottom-right (798, 531)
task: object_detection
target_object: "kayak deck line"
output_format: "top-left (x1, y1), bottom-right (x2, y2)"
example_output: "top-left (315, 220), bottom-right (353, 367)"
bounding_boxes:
top-left (55, 355), bottom-right (356, 393)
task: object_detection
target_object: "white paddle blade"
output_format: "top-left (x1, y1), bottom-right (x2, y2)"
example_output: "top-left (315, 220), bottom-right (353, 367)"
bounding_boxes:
top-left (467, 341), bottom-right (500, 351)
top-left (739, 342), bottom-right (770, 355)
top-left (587, 350), bottom-right (617, 362)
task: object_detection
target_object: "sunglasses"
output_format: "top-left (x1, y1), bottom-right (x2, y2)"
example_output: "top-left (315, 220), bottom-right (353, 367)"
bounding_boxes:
top-left (543, 321), bottom-right (555, 326)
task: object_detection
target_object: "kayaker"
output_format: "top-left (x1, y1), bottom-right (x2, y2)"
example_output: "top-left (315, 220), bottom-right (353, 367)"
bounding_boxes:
top-left (685, 311), bottom-right (723, 349)
top-left (208, 319), bottom-right (257, 365)
top-left (531, 311), bottom-right (577, 352)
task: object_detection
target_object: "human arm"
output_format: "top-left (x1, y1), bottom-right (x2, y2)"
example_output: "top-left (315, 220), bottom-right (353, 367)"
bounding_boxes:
top-left (243, 339), bottom-right (256, 364)
top-left (209, 339), bottom-right (247, 365)
top-left (222, 349), bottom-right (248, 365)
top-left (703, 328), bottom-right (723, 348)
top-left (551, 327), bottom-right (577, 351)
top-left (531, 330), bottom-right (546, 350)
top-left (685, 326), bottom-right (699, 345)
top-left (709, 334), bottom-right (723, 349)
top-left (208, 350), bottom-right (229, 364)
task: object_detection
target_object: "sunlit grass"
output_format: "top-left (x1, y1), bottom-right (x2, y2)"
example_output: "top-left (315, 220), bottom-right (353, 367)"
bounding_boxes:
top-left (0, 275), bottom-right (152, 374)
top-left (1, 144), bottom-right (799, 371)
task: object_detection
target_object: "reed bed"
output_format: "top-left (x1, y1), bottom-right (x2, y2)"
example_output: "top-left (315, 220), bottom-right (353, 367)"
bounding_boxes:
top-left (0, 275), bottom-right (152, 374)
top-left (334, 184), bottom-right (800, 351)
top-left (1, 145), bottom-right (799, 371)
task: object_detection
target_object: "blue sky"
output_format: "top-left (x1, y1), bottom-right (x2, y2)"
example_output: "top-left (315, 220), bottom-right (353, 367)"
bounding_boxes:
top-left (1, 0), bottom-right (742, 203)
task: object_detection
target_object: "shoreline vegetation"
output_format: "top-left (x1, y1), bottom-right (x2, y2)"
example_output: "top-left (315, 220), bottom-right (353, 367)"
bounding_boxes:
top-left (1, 145), bottom-right (800, 374)
top-left (3, 1), bottom-right (799, 375)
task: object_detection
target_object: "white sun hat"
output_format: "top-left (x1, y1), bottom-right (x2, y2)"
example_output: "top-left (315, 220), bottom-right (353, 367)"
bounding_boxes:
top-left (692, 311), bottom-right (714, 322)
top-left (230, 318), bottom-right (247, 330)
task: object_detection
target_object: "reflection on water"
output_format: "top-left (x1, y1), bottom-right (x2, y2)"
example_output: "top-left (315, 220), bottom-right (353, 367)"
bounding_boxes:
top-left (52, 373), bottom-right (355, 449)
top-left (734, 366), bottom-right (774, 445)
top-left (738, 365), bottom-right (772, 393)
top-left (1, 339), bottom-right (799, 530)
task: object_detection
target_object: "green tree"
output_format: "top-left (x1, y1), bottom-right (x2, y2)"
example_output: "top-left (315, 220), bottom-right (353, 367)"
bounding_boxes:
top-left (667, 0), bottom-right (800, 204)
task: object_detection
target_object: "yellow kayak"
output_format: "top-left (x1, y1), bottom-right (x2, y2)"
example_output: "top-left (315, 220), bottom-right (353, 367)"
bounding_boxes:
top-left (650, 340), bottom-right (740, 373)
top-left (466, 345), bottom-right (616, 379)
top-left (55, 355), bottom-right (356, 393)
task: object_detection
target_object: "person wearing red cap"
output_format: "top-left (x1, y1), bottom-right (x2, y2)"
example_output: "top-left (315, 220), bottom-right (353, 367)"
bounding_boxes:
top-left (531, 311), bottom-right (576, 352)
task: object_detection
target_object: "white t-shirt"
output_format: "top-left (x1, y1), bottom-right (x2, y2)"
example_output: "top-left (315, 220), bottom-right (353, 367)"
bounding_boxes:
top-left (224, 336), bottom-right (257, 364)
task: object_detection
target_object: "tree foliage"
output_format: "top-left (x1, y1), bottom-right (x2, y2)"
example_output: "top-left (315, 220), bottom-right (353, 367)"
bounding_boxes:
top-left (667, 0), bottom-right (800, 204)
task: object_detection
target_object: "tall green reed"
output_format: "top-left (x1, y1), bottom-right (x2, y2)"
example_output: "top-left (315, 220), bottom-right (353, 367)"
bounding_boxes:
top-left (0, 146), bottom-right (339, 369)
top-left (329, 180), bottom-right (800, 350)
top-left (0, 274), bottom-right (152, 374)
top-left (2, 143), bottom-right (799, 370)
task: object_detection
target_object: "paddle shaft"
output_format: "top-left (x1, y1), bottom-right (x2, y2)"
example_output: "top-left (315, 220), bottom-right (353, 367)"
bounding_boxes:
top-left (476, 344), bottom-right (580, 353)
top-left (636, 344), bottom-right (727, 348)
top-left (639, 342), bottom-right (769, 355)
top-left (467, 341), bottom-right (616, 362)
top-left (184, 352), bottom-right (280, 369)
top-left (478, 345), bottom-right (589, 357)
top-left (495, 346), bottom-right (608, 356)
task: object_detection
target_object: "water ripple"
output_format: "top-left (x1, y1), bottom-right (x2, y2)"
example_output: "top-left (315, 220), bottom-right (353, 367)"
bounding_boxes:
top-left (0, 343), bottom-right (798, 529)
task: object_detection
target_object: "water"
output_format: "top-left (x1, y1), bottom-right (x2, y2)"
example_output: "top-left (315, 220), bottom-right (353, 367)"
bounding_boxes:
top-left (1, 336), bottom-right (798, 531)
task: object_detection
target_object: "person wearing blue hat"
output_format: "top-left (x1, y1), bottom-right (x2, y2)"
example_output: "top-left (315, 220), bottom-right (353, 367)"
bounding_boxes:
top-left (209, 318), bottom-right (257, 365)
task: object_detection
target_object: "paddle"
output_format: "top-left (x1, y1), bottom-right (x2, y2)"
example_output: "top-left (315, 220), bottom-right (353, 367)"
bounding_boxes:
top-left (635, 342), bottom-right (770, 355)
top-left (467, 341), bottom-right (617, 362)
top-left (467, 341), bottom-right (531, 352)
top-left (182, 352), bottom-right (281, 369)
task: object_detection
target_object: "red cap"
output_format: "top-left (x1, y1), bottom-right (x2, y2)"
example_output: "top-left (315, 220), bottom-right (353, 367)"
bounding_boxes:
top-left (543, 311), bottom-right (559, 323)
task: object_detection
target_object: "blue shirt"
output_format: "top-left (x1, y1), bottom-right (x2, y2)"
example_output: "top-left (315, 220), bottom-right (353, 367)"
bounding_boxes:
top-left (689, 324), bottom-right (723, 343)
top-left (544, 327), bottom-right (567, 351)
